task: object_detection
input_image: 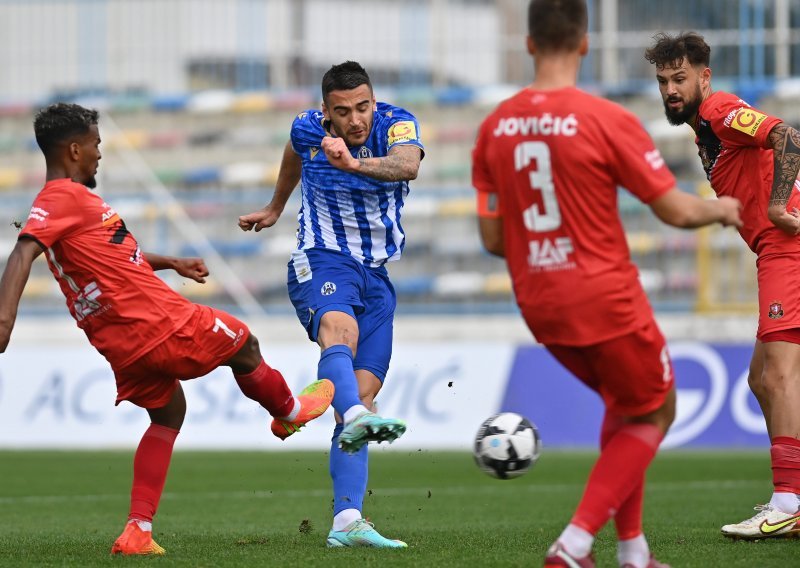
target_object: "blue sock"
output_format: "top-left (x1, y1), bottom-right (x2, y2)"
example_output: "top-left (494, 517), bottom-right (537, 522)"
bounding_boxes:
top-left (319, 345), bottom-right (362, 416)
top-left (330, 422), bottom-right (368, 515)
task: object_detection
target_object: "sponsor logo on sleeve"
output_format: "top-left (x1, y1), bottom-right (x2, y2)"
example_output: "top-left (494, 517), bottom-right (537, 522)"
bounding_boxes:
top-left (387, 121), bottom-right (418, 145)
top-left (645, 149), bottom-right (665, 170)
top-left (730, 108), bottom-right (768, 136)
top-left (101, 208), bottom-right (120, 226)
top-left (27, 207), bottom-right (49, 222)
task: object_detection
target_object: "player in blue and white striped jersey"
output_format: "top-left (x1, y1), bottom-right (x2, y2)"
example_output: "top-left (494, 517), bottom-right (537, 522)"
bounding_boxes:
top-left (239, 61), bottom-right (423, 548)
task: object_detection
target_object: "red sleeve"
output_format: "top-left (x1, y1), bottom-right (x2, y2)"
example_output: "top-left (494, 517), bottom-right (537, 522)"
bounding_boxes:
top-left (471, 116), bottom-right (503, 218)
top-left (605, 109), bottom-right (676, 204)
top-left (706, 94), bottom-right (782, 150)
top-left (19, 184), bottom-right (84, 248)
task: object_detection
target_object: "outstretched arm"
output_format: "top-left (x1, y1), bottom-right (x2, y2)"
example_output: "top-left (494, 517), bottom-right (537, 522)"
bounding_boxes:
top-left (239, 141), bottom-right (302, 232)
top-left (767, 123), bottom-right (800, 235)
top-left (144, 253), bottom-right (208, 283)
top-left (649, 188), bottom-right (742, 229)
top-left (322, 137), bottom-right (421, 181)
top-left (0, 238), bottom-right (44, 352)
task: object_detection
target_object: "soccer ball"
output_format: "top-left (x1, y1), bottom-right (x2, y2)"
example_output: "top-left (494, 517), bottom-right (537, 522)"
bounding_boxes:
top-left (473, 412), bottom-right (541, 479)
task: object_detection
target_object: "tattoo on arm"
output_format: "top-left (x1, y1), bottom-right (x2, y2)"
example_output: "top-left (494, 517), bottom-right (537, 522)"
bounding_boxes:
top-left (768, 123), bottom-right (800, 207)
top-left (357, 145), bottom-right (422, 182)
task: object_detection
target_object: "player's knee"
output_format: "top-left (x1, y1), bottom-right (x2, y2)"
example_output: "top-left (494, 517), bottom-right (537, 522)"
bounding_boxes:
top-left (659, 392), bottom-right (677, 430)
top-left (760, 366), bottom-right (794, 397)
top-left (748, 369), bottom-right (766, 398)
top-left (224, 333), bottom-right (263, 374)
top-left (636, 389), bottom-right (676, 434)
top-left (318, 313), bottom-right (359, 352)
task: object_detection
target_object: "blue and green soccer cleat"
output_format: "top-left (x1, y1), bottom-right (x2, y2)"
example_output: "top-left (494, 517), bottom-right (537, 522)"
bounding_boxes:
top-left (326, 519), bottom-right (407, 548)
top-left (338, 411), bottom-right (406, 453)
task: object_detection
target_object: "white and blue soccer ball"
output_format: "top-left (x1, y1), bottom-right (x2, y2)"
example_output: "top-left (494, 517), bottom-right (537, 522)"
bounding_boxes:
top-left (473, 412), bottom-right (541, 480)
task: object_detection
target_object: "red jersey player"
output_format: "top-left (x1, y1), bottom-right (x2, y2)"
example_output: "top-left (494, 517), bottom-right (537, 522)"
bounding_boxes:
top-left (646, 32), bottom-right (800, 540)
top-left (472, 2), bottom-right (742, 567)
top-left (0, 103), bottom-right (334, 556)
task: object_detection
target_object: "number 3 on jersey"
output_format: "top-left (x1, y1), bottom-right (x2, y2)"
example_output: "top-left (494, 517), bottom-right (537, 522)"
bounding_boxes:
top-left (516, 141), bottom-right (561, 232)
top-left (516, 141), bottom-right (574, 269)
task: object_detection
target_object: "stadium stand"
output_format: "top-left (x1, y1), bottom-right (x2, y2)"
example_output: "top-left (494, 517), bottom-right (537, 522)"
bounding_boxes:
top-left (0, 83), bottom-right (762, 316)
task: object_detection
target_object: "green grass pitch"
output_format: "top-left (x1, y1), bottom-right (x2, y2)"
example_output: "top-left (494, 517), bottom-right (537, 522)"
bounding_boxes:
top-left (0, 449), bottom-right (795, 567)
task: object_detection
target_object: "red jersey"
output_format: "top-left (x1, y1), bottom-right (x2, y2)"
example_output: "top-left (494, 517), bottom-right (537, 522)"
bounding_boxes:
top-left (694, 91), bottom-right (793, 256)
top-left (472, 87), bottom-right (674, 346)
top-left (19, 179), bottom-right (196, 368)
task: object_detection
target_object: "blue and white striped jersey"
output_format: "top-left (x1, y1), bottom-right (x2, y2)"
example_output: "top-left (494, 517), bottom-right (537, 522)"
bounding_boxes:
top-left (290, 102), bottom-right (424, 267)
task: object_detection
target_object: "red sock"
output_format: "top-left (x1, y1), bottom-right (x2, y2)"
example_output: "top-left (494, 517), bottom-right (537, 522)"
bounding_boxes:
top-left (234, 359), bottom-right (294, 417)
top-left (572, 423), bottom-right (662, 535)
top-left (615, 481), bottom-right (644, 540)
top-left (600, 413), bottom-right (644, 540)
top-left (772, 436), bottom-right (800, 494)
top-left (129, 424), bottom-right (179, 523)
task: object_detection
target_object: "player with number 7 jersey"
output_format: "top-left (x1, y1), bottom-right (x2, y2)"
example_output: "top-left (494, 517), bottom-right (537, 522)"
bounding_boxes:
top-left (0, 103), bottom-right (334, 557)
top-left (471, 2), bottom-right (743, 566)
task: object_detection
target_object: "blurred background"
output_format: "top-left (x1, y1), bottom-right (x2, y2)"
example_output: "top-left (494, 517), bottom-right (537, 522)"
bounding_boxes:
top-left (1, 0), bottom-right (796, 449)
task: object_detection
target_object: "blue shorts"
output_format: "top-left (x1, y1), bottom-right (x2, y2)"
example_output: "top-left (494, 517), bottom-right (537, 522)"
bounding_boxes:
top-left (287, 248), bottom-right (396, 380)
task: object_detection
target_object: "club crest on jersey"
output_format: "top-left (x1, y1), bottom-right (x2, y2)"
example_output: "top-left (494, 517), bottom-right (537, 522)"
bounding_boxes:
top-left (310, 147), bottom-right (320, 160)
top-left (321, 281), bottom-right (337, 296)
top-left (768, 301), bottom-right (784, 319)
top-left (357, 146), bottom-right (373, 159)
top-left (130, 246), bottom-right (144, 266)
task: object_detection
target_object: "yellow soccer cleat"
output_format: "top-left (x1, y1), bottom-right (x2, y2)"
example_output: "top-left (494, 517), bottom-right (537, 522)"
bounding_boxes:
top-left (110, 520), bottom-right (166, 555)
top-left (271, 379), bottom-right (334, 440)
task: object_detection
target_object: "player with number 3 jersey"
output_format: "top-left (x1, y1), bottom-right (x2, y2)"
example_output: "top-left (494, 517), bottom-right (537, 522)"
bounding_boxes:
top-left (472, 2), bottom-right (742, 567)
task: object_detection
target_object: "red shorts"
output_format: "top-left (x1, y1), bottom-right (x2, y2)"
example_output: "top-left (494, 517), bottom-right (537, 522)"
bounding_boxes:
top-left (756, 253), bottom-right (800, 339)
top-left (114, 304), bottom-right (250, 408)
top-left (544, 320), bottom-right (674, 417)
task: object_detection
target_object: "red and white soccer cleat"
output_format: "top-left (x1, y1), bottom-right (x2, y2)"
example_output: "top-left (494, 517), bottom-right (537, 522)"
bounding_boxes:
top-left (544, 541), bottom-right (595, 568)
top-left (621, 555), bottom-right (671, 568)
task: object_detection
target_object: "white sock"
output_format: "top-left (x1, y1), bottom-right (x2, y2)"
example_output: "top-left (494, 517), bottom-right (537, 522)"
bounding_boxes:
top-left (769, 491), bottom-right (800, 514)
top-left (332, 508), bottom-right (361, 531)
top-left (617, 533), bottom-right (650, 568)
top-left (343, 405), bottom-right (370, 424)
top-left (558, 524), bottom-right (594, 558)
top-left (278, 397), bottom-right (301, 421)
top-left (130, 519), bottom-right (152, 532)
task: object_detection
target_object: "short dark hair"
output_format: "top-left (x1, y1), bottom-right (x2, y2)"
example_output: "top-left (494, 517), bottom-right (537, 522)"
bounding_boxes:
top-left (528, 0), bottom-right (588, 53)
top-left (644, 32), bottom-right (711, 70)
top-left (321, 61), bottom-right (372, 103)
top-left (34, 103), bottom-right (98, 157)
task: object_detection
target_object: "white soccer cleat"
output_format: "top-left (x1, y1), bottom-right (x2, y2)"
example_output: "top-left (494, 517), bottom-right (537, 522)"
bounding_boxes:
top-left (721, 504), bottom-right (800, 539)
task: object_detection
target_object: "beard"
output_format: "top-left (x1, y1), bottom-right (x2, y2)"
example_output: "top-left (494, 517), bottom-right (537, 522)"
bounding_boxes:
top-left (663, 84), bottom-right (702, 126)
top-left (85, 175), bottom-right (97, 189)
